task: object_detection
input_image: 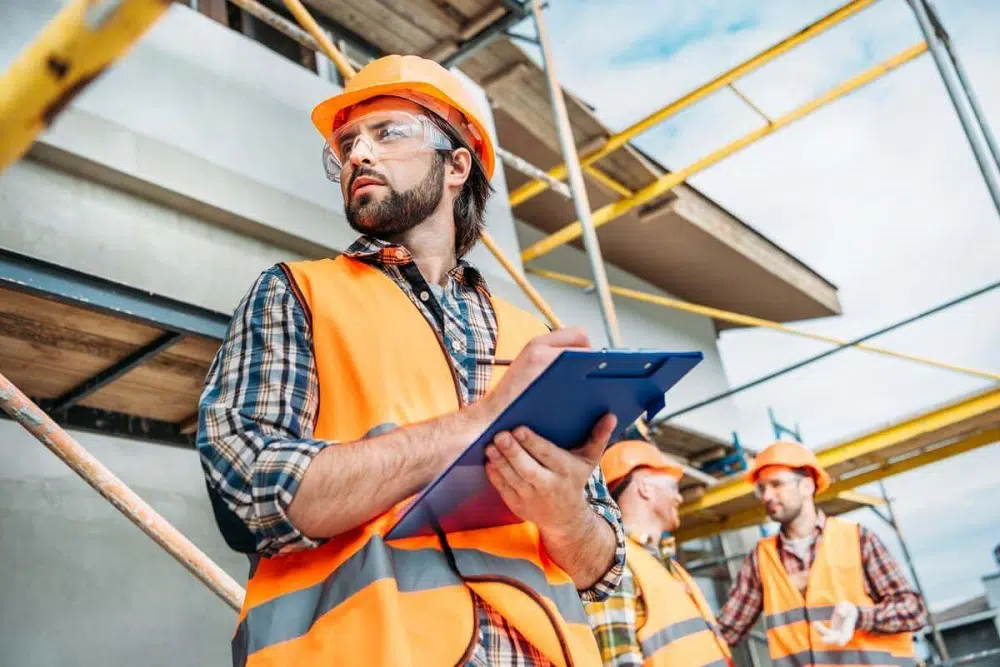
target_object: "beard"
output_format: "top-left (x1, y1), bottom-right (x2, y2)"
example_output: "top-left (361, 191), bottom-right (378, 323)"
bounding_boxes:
top-left (345, 158), bottom-right (445, 239)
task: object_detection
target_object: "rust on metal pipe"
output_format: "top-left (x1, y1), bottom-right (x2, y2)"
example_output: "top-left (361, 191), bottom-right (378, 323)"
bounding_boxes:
top-left (0, 372), bottom-right (246, 612)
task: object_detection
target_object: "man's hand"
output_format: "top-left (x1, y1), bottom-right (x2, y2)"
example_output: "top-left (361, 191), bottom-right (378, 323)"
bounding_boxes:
top-left (477, 327), bottom-right (591, 422)
top-left (814, 601), bottom-right (859, 646)
top-left (484, 413), bottom-right (618, 535)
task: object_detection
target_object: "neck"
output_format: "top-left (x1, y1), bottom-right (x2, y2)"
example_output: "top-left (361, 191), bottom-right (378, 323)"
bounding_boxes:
top-left (781, 502), bottom-right (818, 540)
top-left (622, 505), bottom-right (667, 543)
top-left (388, 209), bottom-right (458, 287)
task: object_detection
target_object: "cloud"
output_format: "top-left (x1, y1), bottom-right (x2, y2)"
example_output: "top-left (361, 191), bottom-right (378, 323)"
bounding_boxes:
top-left (540, 0), bottom-right (1000, 608)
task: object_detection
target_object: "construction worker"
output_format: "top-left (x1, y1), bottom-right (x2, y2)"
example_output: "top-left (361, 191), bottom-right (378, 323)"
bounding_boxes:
top-left (716, 440), bottom-right (928, 666)
top-left (196, 54), bottom-right (626, 667)
top-left (586, 440), bottom-right (734, 667)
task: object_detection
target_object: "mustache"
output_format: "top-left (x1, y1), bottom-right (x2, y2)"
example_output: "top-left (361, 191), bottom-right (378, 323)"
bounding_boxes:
top-left (348, 167), bottom-right (387, 192)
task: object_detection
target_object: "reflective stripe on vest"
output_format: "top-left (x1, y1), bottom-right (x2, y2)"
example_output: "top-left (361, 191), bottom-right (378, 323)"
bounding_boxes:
top-left (234, 256), bottom-right (601, 667)
top-left (626, 540), bottom-right (733, 667)
top-left (758, 516), bottom-right (916, 667)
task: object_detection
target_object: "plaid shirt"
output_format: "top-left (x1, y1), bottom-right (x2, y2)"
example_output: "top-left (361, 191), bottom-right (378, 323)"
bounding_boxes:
top-left (716, 512), bottom-right (928, 646)
top-left (585, 533), bottom-right (678, 667)
top-left (198, 235), bottom-right (626, 667)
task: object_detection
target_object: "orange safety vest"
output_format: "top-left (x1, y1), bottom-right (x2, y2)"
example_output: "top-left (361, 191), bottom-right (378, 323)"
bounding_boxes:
top-left (626, 539), bottom-right (733, 667)
top-left (758, 516), bottom-right (916, 667)
top-left (233, 255), bottom-right (603, 667)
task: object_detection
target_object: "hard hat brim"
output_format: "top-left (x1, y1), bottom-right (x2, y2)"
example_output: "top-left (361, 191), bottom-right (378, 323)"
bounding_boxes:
top-left (311, 81), bottom-right (496, 179)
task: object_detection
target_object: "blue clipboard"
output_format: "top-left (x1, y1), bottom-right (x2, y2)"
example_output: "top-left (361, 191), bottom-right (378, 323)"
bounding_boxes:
top-left (384, 348), bottom-right (703, 541)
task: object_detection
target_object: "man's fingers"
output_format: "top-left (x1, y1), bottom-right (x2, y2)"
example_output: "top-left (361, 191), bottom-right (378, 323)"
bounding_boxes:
top-left (512, 427), bottom-right (567, 471)
top-left (490, 433), bottom-right (549, 489)
top-left (575, 413), bottom-right (618, 464)
top-left (485, 451), bottom-right (522, 504)
top-left (486, 441), bottom-right (526, 497)
top-left (534, 326), bottom-right (590, 350)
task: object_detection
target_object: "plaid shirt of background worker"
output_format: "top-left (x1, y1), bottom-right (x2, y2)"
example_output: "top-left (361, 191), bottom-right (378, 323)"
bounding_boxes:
top-left (716, 511), bottom-right (929, 645)
top-left (197, 235), bottom-right (627, 667)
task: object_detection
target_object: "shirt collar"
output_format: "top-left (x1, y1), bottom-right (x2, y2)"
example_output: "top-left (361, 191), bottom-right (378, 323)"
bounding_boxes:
top-left (344, 235), bottom-right (489, 293)
top-left (627, 531), bottom-right (677, 561)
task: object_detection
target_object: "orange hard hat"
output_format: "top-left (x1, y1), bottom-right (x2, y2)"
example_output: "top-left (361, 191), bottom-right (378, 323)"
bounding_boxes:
top-left (746, 440), bottom-right (831, 494)
top-left (602, 440), bottom-right (684, 489)
top-left (311, 54), bottom-right (496, 179)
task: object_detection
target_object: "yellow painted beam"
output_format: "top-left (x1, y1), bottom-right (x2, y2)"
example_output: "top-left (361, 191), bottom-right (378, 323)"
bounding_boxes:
top-left (583, 164), bottom-right (634, 198)
top-left (527, 266), bottom-right (1000, 382)
top-left (508, 0), bottom-right (881, 208)
top-left (833, 490), bottom-right (884, 507)
top-left (676, 428), bottom-right (1000, 542)
top-left (681, 386), bottom-right (1000, 516)
top-left (0, 0), bottom-right (170, 175)
top-left (520, 42), bottom-right (928, 263)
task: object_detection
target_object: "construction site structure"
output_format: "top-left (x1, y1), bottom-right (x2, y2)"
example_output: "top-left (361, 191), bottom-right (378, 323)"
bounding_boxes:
top-left (1, 1), bottom-right (998, 666)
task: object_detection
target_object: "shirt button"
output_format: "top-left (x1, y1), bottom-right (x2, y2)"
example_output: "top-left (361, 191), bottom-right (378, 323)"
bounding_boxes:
top-left (451, 340), bottom-right (462, 352)
top-left (419, 291), bottom-right (430, 302)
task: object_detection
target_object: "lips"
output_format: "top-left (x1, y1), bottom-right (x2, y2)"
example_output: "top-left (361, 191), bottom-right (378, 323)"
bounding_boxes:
top-left (350, 175), bottom-right (385, 198)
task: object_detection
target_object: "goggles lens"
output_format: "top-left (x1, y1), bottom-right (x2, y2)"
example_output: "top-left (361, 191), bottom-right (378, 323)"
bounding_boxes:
top-left (322, 110), bottom-right (454, 183)
top-left (752, 472), bottom-right (805, 499)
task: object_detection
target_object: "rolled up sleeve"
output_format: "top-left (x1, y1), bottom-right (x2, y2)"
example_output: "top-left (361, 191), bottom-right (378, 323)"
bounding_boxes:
top-left (197, 266), bottom-right (329, 557)
top-left (578, 466), bottom-right (627, 603)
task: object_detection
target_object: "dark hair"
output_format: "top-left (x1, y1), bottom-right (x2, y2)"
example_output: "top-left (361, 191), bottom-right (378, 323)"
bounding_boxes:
top-left (427, 113), bottom-right (494, 258)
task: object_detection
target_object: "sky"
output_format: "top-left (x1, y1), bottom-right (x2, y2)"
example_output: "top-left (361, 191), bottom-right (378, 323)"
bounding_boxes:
top-left (531, 0), bottom-right (1000, 613)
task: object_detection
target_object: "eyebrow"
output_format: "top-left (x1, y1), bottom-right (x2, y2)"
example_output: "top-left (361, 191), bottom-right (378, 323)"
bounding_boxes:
top-left (340, 118), bottom-right (394, 142)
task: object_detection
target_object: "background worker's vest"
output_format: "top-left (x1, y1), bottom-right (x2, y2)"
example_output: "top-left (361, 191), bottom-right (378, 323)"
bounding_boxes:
top-left (626, 540), bottom-right (733, 667)
top-left (758, 516), bottom-right (916, 667)
top-left (233, 256), bottom-right (603, 667)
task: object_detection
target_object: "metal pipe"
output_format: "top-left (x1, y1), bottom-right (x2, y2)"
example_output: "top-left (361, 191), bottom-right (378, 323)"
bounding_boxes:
top-left (530, 0), bottom-right (622, 347)
top-left (527, 266), bottom-right (1000, 382)
top-left (496, 147), bottom-right (572, 198)
top-left (520, 42), bottom-right (929, 262)
top-left (907, 0), bottom-right (1000, 217)
top-left (508, 0), bottom-right (881, 207)
top-left (0, 0), bottom-right (171, 174)
top-left (0, 373), bottom-right (246, 612)
top-left (877, 481), bottom-right (950, 661)
top-left (277, 0), bottom-right (564, 330)
top-left (658, 275), bottom-right (1000, 423)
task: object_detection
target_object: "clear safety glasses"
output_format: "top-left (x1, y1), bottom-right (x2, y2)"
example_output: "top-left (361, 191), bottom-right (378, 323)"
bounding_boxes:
top-left (752, 473), bottom-right (805, 499)
top-left (322, 110), bottom-right (454, 183)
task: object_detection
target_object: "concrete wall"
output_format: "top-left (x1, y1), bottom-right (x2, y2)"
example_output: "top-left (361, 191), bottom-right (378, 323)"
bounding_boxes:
top-left (0, 419), bottom-right (245, 666)
top-left (1, 3), bottom-right (741, 665)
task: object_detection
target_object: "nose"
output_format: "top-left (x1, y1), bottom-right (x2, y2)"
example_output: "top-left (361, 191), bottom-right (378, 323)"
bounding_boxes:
top-left (761, 485), bottom-right (778, 504)
top-left (347, 135), bottom-right (376, 168)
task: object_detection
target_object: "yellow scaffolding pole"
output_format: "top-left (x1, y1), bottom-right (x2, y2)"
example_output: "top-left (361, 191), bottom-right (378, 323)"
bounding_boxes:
top-left (507, 0), bottom-right (881, 208)
top-left (526, 266), bottom-right (1000, 382)
top-left (676, 427), bottom-right (1000, 541)
top-left (0, 0), bottom-right (171, 174)
top-left (521, 41), bottom-right (928, 262)
top-left (680, 385), bottom-right (1000, 518)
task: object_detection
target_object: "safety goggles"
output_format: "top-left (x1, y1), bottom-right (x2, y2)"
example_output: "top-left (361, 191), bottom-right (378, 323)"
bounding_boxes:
top-left (752, 471), bottom-right (806, 498)
top-left (322, 110), bottom-right (454, 183)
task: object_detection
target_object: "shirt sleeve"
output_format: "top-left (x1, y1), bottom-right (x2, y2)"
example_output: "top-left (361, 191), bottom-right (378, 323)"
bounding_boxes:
top-left (196, 266), bottom-right (329, 557)
top-left (578, 465), bottom-right (628, 603)
top-left (585, 566), bottom-right (645, 667)
top-left (856, 526), bottom-right (929, 633)
top-left (717, 549), bottom-right (765, 646)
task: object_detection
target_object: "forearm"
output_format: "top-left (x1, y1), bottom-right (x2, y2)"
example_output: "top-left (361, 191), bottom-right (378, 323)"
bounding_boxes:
top-left (858, 592), bottom-right (928, 634)
top-left (540, 497), bottom-right (617, 590)
top-left (287, 404), bottom-right (487, 538)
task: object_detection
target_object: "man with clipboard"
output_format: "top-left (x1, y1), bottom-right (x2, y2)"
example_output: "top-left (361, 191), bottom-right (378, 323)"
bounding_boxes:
top-left (197, 54), bottom-right (626, 667)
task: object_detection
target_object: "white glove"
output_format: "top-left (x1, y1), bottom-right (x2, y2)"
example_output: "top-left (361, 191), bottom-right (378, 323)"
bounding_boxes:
top-left (813, 601), bottom-right (858, 646)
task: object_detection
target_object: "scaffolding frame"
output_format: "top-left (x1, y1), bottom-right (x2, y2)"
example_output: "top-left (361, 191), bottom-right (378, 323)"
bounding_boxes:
top-left (516, 0), bottom-right (1000, 263)
top-left (0, 0), bottom-right (997, 630)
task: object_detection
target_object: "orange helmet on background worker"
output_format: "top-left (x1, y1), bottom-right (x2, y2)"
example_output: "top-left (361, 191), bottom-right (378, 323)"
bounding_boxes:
top-left (311, 54), bottom-right (496, 178)
top-left (747, 439), bottom-right (831, 494)
top-left (602, 439), bottom-right (684, 491)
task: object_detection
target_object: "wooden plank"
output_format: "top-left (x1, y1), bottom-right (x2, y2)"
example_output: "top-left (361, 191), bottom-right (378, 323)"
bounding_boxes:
top-left (305, 0), bottom-right (435, 53)
top-left (0, 288), bottom-right (162, 346)
top-left (0, 333), bottom-right (120, 397)
top-left (441, 0), bottom-right (495, 22)
top-left (375, 0), bottom-right (462, 38)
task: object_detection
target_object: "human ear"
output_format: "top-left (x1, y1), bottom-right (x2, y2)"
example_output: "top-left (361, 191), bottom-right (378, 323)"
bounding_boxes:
top-left (444, 148), bottom-right (472, 189)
